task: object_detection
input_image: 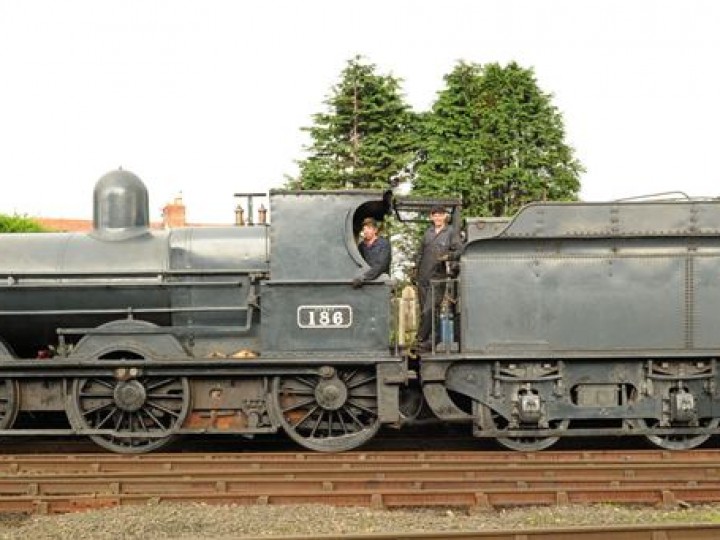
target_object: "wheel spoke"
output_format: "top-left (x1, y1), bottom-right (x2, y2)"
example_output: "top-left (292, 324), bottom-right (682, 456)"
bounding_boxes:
top-left (133, 412), bottom-right (149, 432)
top-left (343, 405), bottom-right (365, 430)
top-left (281, 397), bottom-right (316, 413)
top-left (341, 369), bottom-right (360, 383)
top-left (146, 392), bottom-right (184, 400)
top-left (293, 377), bottom-right (318, 389)
top-left (94, 408), bottom-right (118, 429)
top-left (346, 399), bottom-right (377, 417)
top-left (280, 387), bottom-right (315, 396)
top-left (336, 410), bottom-right (349, 434)
top-left (309, 409), bottom-right (325, 437)
top-left (113, 410), bottom-right (126, 431)
top-left (81, 400), bottom-right (114, 418)
top-left (290, 405), bottom-right (319, 429)
top-left (144, 378), bottom-right (177, 391)
top-left (80, 391), bottom-right (114, 399)
top-left (89, 378), bottom-right (115, 390)
top-left (140, 407), bottom-right (166, 430)
top-left (347, 376), bottom-right (376, 390)
top-left (145, 401), bottom-right (182, 418)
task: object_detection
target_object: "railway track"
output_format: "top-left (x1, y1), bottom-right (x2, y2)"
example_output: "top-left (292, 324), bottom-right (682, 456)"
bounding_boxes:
top-left (236, 523), bottom-right (720, 539)
top-left (1, 449), bottom-right (720, 514)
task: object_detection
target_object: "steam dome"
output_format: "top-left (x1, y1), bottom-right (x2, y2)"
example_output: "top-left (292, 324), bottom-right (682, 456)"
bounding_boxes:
top-left (92, 169), bottom-right (150, 240)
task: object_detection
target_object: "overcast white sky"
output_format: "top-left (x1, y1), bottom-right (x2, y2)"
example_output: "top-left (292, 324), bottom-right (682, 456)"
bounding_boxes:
top-left (1, 0), bottom-right (719, 223)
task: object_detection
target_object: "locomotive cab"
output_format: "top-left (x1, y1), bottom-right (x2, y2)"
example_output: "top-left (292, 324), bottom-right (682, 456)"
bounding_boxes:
top-left (261, 189), bottom-right (394, 353)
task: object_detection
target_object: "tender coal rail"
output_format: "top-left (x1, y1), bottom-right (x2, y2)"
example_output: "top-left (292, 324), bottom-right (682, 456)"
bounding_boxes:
top-left (2, 450), bottom-right (720, 514)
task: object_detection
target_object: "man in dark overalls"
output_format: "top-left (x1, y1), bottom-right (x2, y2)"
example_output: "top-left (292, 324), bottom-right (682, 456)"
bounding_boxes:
top-left (353, 217), bottom-right (391, 288)
top-left (415, 205), bottom-right (461, 350)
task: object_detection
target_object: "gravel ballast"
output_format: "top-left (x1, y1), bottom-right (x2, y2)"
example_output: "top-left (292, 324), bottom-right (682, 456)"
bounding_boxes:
top-left (1, 503), bottom-right (720, 539)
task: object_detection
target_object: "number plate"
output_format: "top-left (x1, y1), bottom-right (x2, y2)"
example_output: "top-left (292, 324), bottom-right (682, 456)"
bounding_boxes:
top-left (297, 305), bottom-right (353, 329)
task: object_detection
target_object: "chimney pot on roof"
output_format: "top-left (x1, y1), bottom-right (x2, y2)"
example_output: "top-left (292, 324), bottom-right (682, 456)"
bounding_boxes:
top-left (162, 195), bottom-right (186, 228)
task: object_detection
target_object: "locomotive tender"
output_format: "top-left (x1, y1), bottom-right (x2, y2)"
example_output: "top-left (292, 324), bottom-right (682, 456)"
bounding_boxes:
top-left (425, 197), bottom-right (720, 451)
top-left (2, 168), bottom-right (720, 453)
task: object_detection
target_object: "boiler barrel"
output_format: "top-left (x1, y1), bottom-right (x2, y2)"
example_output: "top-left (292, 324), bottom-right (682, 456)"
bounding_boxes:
top-left (0, 227), bottom-right (269, 357)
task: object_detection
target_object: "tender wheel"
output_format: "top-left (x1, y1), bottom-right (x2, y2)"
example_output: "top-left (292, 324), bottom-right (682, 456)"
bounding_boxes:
top-left (633, 417), bottom-right (719, 450)
top-left (70, 375), bottom-right (190, 453)
top-left (480, 404), bottom-right (568, 451)
top-left (272, 366), bottom-right (380, 452)
top-left (0, 380), bottom-right (19, 430)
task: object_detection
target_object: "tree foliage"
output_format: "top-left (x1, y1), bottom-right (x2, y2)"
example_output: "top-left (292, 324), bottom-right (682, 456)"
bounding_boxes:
top-left (414, 61), bottom-right (583, 216)
top-left (293, 56), bottom-right (418, 190)
top-left (0, 214), bottom-right (47, 233)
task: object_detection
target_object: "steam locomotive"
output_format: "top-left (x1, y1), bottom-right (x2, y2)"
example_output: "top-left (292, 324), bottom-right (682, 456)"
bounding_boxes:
top-left (1, 168), bottom-right (720, 453)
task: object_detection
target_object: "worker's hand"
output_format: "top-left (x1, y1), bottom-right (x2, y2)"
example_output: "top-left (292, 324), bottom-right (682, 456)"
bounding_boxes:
top-left (352, 277), bottom-right (364, 289)
top-left (437, 254), bottom-right (449, 262)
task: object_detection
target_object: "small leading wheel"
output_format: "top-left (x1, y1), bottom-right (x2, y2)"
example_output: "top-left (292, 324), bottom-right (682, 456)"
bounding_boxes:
top-left (272, 366), bottom-right (380, 452)
top-left (633, 417), bottom-right (719, 450)
top-left (70, 375), bottom-right (190, 453)
top-left (0, 380), bottom-right (19, 430)
top-left (480, 404), bottom-right (568, 451)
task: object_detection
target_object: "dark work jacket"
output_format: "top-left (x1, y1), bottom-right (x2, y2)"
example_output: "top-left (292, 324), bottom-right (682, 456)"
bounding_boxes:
top-left (357, 236), bottom-right (391, 281)
top-left (416, 224), bottom-right (461, 286)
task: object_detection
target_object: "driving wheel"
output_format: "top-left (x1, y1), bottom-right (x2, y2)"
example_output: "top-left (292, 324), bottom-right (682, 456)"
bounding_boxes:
top-left (70, 375), bottom-right (190, 453)
top-left (272, 366), bottom-right (380, 452)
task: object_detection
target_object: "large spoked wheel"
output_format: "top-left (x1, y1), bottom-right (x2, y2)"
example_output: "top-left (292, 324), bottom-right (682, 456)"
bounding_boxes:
top-left (0, 380), bottom-right (19, 431)
top-left (0, 342), bottom-right (19, 431)
top-left (272, 366), bottom-right (380, 452)
top-left (633, 417), bottom-right (719, 450)
top-left (70, 375), bottom-right (190, 453)
top-left (480, 404), bottom-right (569, 451)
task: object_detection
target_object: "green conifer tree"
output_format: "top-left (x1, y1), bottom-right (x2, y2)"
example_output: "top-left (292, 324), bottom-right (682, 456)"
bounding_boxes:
top-left (293, 56), bottom-right (418, 190)
top-left (415, 61), bottom-right (583, 216)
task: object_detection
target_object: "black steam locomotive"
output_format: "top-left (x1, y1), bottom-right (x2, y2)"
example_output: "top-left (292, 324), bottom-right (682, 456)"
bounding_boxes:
top-left (1, 169), bottom-right (720, 453)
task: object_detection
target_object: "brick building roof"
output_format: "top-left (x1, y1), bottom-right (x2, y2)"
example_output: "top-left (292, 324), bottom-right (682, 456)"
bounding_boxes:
top-left (34, 197), bottom-right (230, 232)
top-left (35, 218), bottom-right (95, 233)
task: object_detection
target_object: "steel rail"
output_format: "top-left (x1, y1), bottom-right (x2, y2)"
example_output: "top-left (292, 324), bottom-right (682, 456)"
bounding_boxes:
top-left (1, 474), bottom-right (720, 498)
top-left (3, 461), bottom-right (720, 482)
top-left (3, 449), bottom-right (720, 464)
top-left (234, 523), bottom-right (720, 540)
top-left (2, 450), bottom-right (720, 514)
top-left (1, 484), bottom-right (720, 513)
